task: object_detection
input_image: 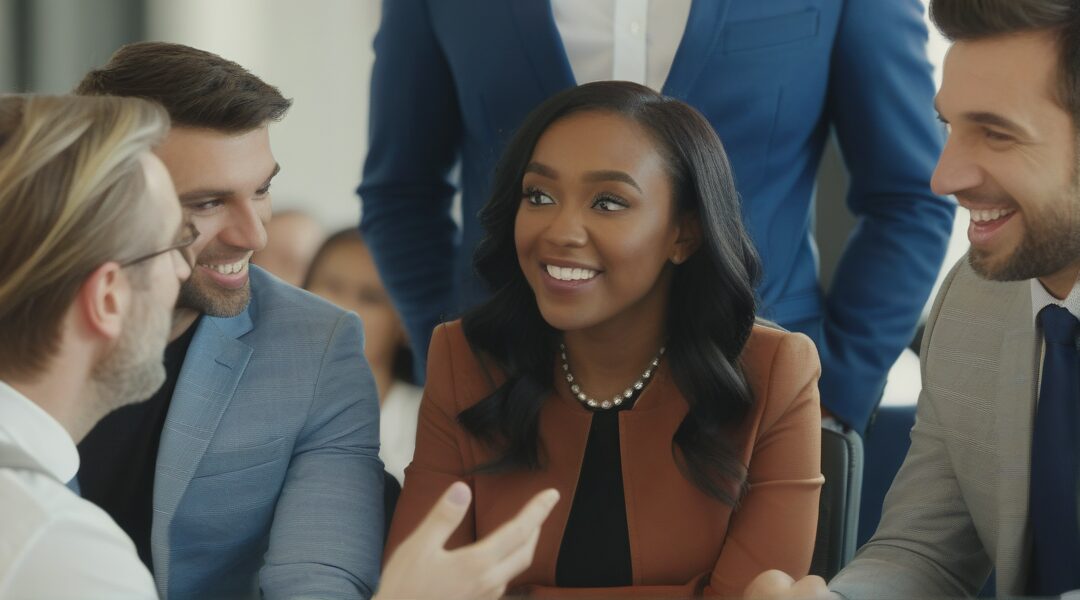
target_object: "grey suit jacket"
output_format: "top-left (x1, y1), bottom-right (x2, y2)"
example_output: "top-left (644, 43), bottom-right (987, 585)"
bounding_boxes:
top-left (150, 266), bottom-right (384, 599)
top-left (831, 257), bottom-right (1041, 598)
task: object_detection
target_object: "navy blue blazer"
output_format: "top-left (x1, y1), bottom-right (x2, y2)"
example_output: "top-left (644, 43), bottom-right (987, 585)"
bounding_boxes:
top-left (358, 0), bottom-right (955, 431)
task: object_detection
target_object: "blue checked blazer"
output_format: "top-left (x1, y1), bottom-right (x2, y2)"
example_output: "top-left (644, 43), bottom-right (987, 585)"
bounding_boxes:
top-left (149, 266), bottom-right (383, 599)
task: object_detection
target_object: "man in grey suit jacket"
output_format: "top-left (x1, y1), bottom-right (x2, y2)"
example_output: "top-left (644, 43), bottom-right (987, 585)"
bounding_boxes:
top-left (748, 1), bottom-right (1080, 598)
top-left (73, 43), bottom-right (386, 598)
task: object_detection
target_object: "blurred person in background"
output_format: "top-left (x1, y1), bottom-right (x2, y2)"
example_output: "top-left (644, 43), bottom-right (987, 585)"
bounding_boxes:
top-left (358, 0), bottom-right (956, 433)
top-left (305, 229), bottom-right (422, 484)
top-left (252, 209), bottom-right (325, 287)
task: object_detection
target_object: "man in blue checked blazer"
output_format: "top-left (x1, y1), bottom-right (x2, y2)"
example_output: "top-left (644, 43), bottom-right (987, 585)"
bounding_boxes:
top-left (358, 0), bottom-right (956, 432)
top-left (74, 43), bottom-right (384, 599)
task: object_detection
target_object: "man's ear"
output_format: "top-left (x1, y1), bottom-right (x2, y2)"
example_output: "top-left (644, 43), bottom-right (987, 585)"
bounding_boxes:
top-left (671, 213), bottom-right (702, 265)
top-left (76, 263), bottom-right (129, 342)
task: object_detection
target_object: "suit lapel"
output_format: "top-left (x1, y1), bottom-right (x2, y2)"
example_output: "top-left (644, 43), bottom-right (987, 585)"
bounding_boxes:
top-left (993, 285), bottom-right (1037, 595)
top-left (510, 0), bottom-right (575, 93)
top-left (662, 0), bottom-right (732, 98)
top-left (151, 309), bottom-right (254, 596)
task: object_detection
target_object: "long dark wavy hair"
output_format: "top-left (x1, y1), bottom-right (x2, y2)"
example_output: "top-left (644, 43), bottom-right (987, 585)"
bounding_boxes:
top-left (459, 81), bottom-right (762, 505)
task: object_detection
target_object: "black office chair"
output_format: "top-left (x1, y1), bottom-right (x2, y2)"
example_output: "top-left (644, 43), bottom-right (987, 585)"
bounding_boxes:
top-left (810, 426), bottom-right (864, 580)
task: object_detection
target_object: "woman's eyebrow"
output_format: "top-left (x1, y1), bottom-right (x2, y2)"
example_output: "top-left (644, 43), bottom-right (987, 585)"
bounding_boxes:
top-left (582, 170), bottom-right (641, 192)
top-left (525, 161), bottom-right (558, 178)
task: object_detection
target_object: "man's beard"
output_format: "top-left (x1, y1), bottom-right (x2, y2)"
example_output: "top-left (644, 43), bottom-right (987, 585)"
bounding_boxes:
top-left (88, 291), bottom-right (172, 418)
top-left (176, 270), bottom-right (251, 317)
top-left (969, 176), bottom-right (1080, 281)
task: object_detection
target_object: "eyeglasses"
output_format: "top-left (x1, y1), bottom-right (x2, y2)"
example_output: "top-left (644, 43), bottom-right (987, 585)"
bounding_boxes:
top-left (120, 222), bottom-right (200, 270)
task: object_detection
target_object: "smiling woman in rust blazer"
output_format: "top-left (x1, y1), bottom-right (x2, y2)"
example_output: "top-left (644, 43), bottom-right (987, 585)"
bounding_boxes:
top-left (385, 82), bottom-right (823, 598)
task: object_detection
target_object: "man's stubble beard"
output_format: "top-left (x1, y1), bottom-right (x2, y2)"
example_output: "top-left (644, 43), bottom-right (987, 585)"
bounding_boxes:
top-left (176, 270), bottom-right (252, 318)
top-left (970, 167), bottom-right (1080, 282)
top-left (88, 290), bottom-right (172, 421)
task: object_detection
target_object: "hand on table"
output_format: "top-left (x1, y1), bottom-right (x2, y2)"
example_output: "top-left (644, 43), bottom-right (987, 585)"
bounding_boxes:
top-left (374, 482), bottom-right (560, 600)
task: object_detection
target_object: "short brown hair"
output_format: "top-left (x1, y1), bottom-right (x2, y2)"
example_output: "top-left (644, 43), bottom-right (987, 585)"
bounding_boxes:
top-left (0, 95), bottom-right (169, 379)
top-left (931, 0), bottom-right (1080, 125)
top-left (75, 41), bottom-right (292, 132)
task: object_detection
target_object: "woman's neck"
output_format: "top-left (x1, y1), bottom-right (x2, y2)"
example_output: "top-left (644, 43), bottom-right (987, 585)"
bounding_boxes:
top-left (561, 312), bottom-right (667, 403)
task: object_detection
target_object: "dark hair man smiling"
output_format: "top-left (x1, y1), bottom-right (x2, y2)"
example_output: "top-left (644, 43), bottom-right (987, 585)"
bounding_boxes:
top-left (747, 1), bottom-right (1080, 597)
top-left (73, 42), bottom-right (386, 599)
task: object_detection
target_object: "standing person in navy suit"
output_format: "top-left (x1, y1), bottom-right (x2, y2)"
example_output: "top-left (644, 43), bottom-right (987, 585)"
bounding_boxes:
top-left (358, 0), bottom-right (955, 431)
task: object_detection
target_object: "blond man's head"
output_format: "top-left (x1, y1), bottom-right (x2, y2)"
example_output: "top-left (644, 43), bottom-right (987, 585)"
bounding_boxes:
top-left (0, 94), bottom-right (173, 380)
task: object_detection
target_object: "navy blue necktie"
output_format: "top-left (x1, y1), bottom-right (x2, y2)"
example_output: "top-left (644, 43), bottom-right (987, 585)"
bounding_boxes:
top-left (1028, 304), bottom-right (1080, 596)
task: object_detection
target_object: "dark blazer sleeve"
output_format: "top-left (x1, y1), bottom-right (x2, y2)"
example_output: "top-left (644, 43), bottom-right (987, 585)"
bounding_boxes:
top-left (358, 0), bottom-right (463, 382)
top-left (818, 0), bottom-right (955, 431)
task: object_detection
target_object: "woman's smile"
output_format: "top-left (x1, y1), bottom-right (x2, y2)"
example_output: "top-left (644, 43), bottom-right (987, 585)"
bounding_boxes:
top-left (514, 110), bottom-right (682, 336)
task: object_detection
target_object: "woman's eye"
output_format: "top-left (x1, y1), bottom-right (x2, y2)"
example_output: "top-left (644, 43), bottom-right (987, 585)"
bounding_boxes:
top-left (523, 188), bottom-right (555, 205)
top-left (593, 196), bottom-right (627, 212)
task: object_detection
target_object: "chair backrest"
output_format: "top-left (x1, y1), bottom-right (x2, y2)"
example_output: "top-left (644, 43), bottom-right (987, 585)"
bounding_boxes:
top-left (810, 426), bottom-right (864, 580)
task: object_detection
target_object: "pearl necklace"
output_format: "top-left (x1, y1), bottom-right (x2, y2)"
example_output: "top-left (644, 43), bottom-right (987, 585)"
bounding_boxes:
top-left (560, 343), bottom-right (666, 410)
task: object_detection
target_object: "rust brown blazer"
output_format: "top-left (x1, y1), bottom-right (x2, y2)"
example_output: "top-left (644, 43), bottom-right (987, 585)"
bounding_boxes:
top-left (386, 321), bottom-right (823, 597)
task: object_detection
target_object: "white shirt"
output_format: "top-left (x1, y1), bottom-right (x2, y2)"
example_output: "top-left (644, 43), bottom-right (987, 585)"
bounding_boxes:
top-left (551, 0), bottom-right (692, 92)
top-left (1030, 277), bottom-right (1080, 325)
top-left (380, 381), bottom-right (422, 485)
top-left (0, 381), bottom-right (157, 599)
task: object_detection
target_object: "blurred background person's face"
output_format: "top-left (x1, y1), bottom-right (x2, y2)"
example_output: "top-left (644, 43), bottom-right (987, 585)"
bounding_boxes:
top-left (253, 210), bottom-right (325, 287)
top-left (305, 233), bottom-right (406, 401)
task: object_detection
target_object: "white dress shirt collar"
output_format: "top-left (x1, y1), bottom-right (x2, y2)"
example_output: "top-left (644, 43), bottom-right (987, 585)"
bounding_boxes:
top-left (0, 380), bottom-right (79, 482)
top-left (1030, 276), bottom-right (1080, 326)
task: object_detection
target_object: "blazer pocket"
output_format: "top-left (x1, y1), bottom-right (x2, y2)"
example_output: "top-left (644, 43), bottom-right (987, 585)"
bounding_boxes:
top-left (724, 8), bottom-right (820, 54)
top-left (194, 436), bottom-right (288, 478)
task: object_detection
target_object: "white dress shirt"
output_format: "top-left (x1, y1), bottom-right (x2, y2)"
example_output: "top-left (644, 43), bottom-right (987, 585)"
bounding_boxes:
top-left (1030, 277), bottom-right (1080, 325)
top-left (551, 0), bottom-right (692, 92)
top-left (0, 380), bottom-right (157, 599)
top-left (381, 380), bottom-right (422, 485)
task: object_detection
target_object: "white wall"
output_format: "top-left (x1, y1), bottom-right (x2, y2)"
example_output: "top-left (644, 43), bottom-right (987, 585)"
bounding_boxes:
top-left (147, 0), bottom-right (382, 232)
top-left (0, 0), bottom-right (15, 92)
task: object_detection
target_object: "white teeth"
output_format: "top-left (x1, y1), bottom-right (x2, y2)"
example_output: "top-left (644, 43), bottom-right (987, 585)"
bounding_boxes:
top-left (969, 207), bottom-right (1016, 223)
top-left (200, 259), bottom-right (248, 275)
top-left (545, 264), bottom-right (598, 281)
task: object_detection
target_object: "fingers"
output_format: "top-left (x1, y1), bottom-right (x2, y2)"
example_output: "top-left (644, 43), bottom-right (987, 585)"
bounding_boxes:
top-left (744, 569), bottom-right (795, 599)
top-left (471, 517), bottom-right (543, 594)
top-left (407, 481), bottom-right (473, 549)
top-left (744, 571), bottom-right (832, 600)
top-left (791, 575), bottom-right (830, 599)
top-left (450, 487), bottom-right (558, 594)
top-left (471, 488), bottom-right (560, 558)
